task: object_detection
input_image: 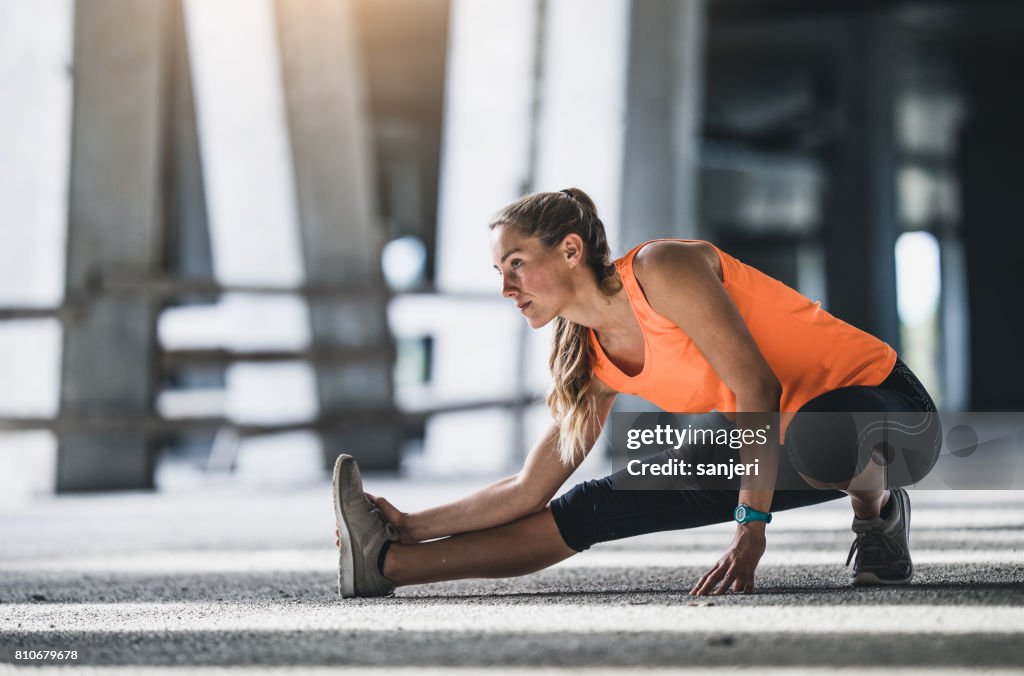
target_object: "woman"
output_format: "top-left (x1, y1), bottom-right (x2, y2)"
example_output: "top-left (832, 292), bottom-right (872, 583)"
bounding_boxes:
top-left (332, 187), bottom-right (941, 598)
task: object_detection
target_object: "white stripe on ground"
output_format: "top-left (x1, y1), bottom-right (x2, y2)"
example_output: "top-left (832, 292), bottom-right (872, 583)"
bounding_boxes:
top-left (621, 528), bottom-right (1024, 545)
top-left (5, 526), bottom-right (1023, 561)
top-left (1, 547), bottom-right (1021, 574)
top-left (558, 548), bottom-right (1024, 568)
top-left (1, 669), bottom-right (1022, 676)
top-left (2, 603), bottom-right (1022, 635)
top-left (2, 669), bottom-right (1023, 676)
top-left (649, 507), bottom-right (1024, 532)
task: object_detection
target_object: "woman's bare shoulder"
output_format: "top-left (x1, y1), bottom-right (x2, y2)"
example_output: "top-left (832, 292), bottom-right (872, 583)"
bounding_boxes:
top-left (632, 240), bottom-right (722, 287)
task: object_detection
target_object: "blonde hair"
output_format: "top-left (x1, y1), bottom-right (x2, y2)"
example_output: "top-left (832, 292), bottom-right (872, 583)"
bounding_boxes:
top-left (489, 188), bottom-right (622, 464)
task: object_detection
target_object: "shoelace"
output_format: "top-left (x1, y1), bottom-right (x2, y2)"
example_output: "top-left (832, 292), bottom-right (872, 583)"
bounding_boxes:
top-left (846, 528), bottom-right (904, 567)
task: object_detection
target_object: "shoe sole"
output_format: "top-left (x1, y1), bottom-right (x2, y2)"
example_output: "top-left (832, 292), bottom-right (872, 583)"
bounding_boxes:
top-left (332, 455), bottom-right (356, 598)
top-left (851, 570), bottom-right (913, 586)
top-left (852, 488), bottom-right (913, 587)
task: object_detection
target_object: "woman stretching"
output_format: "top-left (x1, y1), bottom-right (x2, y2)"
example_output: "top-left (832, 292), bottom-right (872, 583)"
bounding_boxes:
top-left (332, 188), bottom-right (941, 598)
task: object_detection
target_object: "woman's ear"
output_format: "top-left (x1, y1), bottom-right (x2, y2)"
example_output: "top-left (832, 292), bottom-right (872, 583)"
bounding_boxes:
top-left (561, 233), bottom-right (585, 267)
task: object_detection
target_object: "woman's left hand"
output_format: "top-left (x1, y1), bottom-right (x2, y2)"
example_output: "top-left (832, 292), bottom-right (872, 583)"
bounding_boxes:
top-left (690, 524), bottom-right (766, 595)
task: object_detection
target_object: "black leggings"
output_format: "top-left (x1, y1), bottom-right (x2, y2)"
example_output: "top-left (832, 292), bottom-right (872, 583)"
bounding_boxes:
top-left (550, 358), bottom-right (941, 552)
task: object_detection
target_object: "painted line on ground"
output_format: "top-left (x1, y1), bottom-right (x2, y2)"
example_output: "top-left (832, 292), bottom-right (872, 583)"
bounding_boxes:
top-left (2, 603), bottom-right (1022, 635)
top-left (1, 547), bottom-right (1022, 574)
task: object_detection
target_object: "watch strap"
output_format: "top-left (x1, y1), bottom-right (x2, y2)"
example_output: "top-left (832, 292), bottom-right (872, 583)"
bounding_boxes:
top-left (734, 503), bottom-right (772, 524)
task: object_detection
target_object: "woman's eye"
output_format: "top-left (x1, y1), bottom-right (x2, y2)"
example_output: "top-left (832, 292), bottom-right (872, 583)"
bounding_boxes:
top-left (511, 260), bottom-right (523, 269)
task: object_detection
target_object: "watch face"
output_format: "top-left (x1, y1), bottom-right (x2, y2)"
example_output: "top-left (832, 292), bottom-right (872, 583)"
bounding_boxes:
top-left (735, 505), bottom-right (747, 522)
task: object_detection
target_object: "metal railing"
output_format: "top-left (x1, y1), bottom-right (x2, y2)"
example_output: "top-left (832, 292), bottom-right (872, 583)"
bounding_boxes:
top-left (0, 272), bottom-right (543, 446)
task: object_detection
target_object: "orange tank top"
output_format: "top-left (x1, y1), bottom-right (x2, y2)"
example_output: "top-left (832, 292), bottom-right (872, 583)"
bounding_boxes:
top-left (590, 240), bottom-right (897, 436)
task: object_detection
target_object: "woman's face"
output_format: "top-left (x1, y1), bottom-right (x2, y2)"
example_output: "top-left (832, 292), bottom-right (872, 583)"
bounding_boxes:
top-left (490, 224), bottom-right (579, 329)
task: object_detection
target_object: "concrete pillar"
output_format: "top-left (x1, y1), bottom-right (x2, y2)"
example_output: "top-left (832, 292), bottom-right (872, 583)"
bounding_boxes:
top-left (59, 0), bottom-right (174, 490)
top-left (522, 0), bottom-right (630, 463)
top-left (274, 0), bottom-right (400, 470)
top-left (619, 0), bottom-right (706, 243)
top-left (427, 0), bottom-right (539, 475)
top-left (162, 0), bottom-right (220, 470)
top-left (957, 45), bottom-right (1024, 410)
top-left (821, 18), bottom-right (901, 349)
top-left (354, 0), bottom-right (450, 281)
top-left (165, 0), bottom-right (213, 287)
top-left (533, 0), bottom-right (630, 250)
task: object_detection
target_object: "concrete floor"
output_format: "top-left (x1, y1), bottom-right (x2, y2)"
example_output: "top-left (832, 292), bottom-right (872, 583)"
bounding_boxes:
top-left (1, 474), bottom-right (1023, 673)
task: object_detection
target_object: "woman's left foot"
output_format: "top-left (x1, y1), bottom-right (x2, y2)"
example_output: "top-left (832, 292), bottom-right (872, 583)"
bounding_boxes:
top-left (333, 454), bottom-right (399, 598)
top-left (846, 487), bottom-right (913, 585)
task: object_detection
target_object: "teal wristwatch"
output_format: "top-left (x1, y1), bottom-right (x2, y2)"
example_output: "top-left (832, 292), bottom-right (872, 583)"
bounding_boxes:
top-left (734, 503), bottom-right (772, 524)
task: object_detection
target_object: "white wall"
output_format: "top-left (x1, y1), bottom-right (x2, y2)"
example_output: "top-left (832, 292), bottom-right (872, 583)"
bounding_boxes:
top-left (170, 0), bottom-right (320, 487)
top-left (0, 0), bottom-right (73, 508)
top-left (414, 0), bottom-right (629, 475)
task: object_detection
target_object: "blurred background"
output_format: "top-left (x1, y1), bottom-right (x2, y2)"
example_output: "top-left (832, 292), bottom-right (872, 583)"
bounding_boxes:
top-left (1, 0), bottom-right (1022, 507)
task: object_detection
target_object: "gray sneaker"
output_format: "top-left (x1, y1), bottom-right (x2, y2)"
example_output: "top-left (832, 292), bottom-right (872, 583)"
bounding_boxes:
top-left (846, 487), bottom-right (913, 586)
top-left (333, 453), bottom-right (398, 598)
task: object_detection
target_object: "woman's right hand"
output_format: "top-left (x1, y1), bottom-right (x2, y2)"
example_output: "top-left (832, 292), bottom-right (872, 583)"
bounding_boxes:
top-left (365, 493), bottom-right (421, 544)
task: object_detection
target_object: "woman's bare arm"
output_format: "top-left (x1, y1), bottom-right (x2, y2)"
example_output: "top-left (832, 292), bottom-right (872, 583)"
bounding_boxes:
top-left (633, 241), bottom-right (781, 594)
top-left (373, 382), bottom-right (617, 543)
top-left (632, 240), bottom-right (783, 506)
